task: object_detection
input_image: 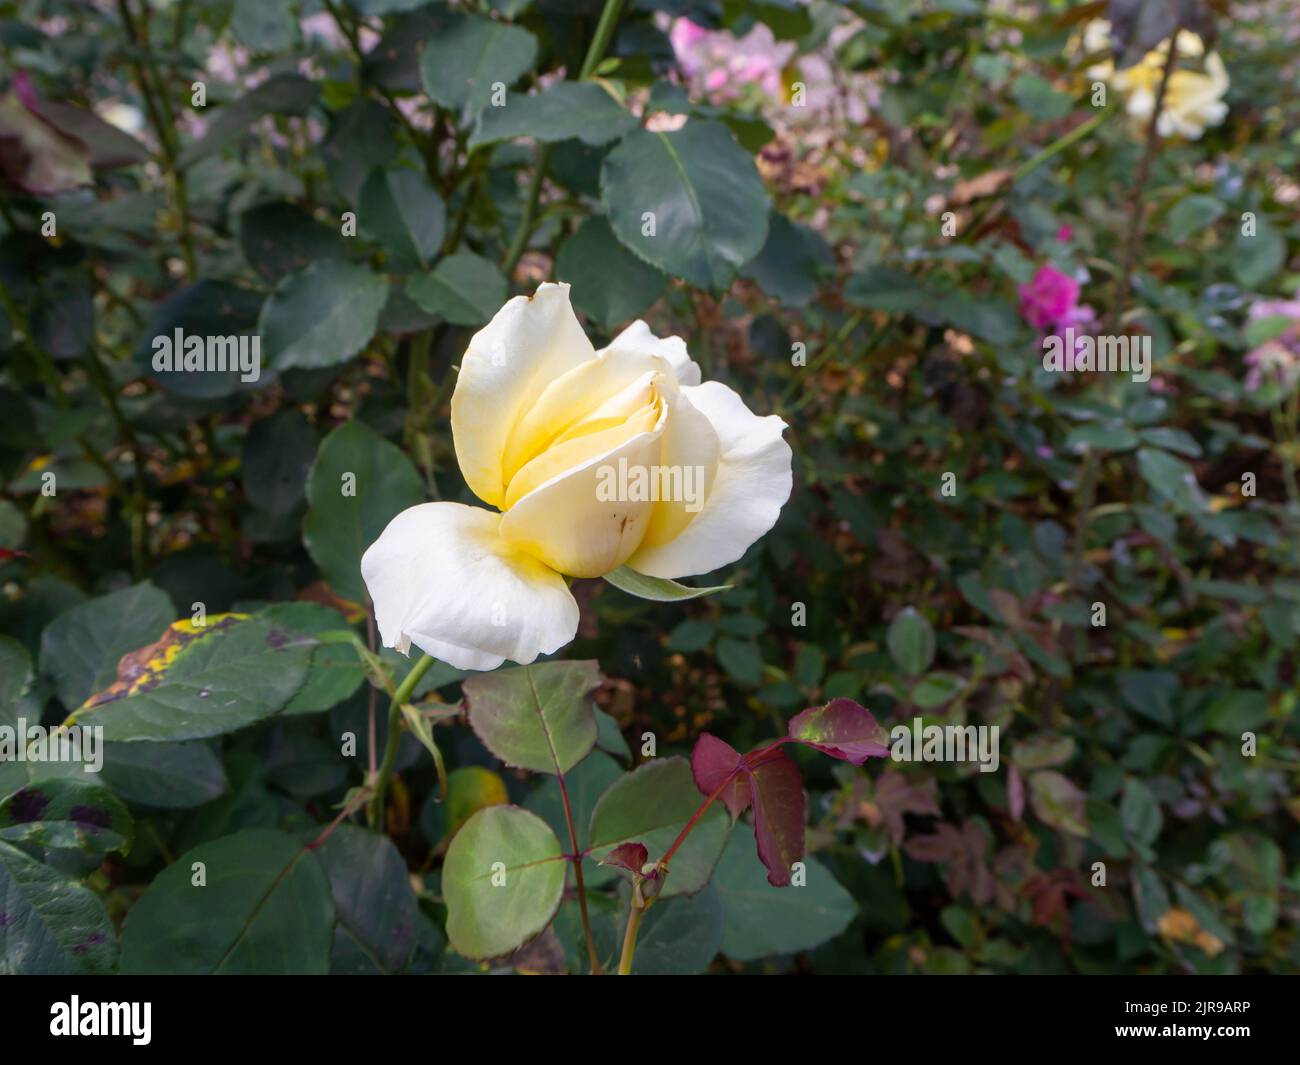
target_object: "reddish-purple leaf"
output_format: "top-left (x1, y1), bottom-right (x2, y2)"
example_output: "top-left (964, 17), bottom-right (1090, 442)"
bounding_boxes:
top-left (872, 771), bottom-right (941, 844)
top-left (599, 841), bottom-right (649, 876)
top-left (690, 732), bottom-right (751, 818)
top-left (787, 698), bottom-right (889, 764)
top-left (1007, 764), bottom-right (1025, 822)
top-left (745, 748), bottom-right (805, 887)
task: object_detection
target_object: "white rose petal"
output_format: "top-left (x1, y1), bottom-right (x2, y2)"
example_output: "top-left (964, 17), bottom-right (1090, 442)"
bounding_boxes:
top-left (361, 502), bottom-right (579, 671)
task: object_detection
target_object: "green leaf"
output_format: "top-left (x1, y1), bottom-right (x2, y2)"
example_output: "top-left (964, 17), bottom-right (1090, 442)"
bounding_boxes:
top-left (260, 260), bottom-right (389, 371)
top-left (1233, 213), bottom-right (1286, 289)
top-left (73, 615), bottom-right (314, 742)
top-left (845, 265), bottom-right (923, 312)
top-left (242, 410), bottom-right (319, 518)
top-left (38, 582), bottom-right (174, 709)
top-left (99, 742), bottom-right (227, 809)
top-left (712, 833), bottom-right (857, 961)
top-left (133, 281), bottom-right (265, 399)
top-left (1065, 422), bottom-right (1139, 452)
top-left (442, 805), bottom-right (566, 960)
top-left (120, 828), bottom-right (334, 974)
top-left (910, 671), bottom-right (965, 709)
top-left (1010, 73), bottom-right (1072, 121)
top-left (1117, 669), bottom-right (1178, 727)
top-left (463, 660), bottom-right (601, 775)
top-left (886, 607), bottom-right (935, 676)
top-left (667, 619), bottom-right (715, 653)
top-left (322, 98), bottom-right (399, 203)
top-left (741, 211), bottom-right (831, 308)
top-left (1028, 770), bottom-right (1088, 837)
top-left (601, 121), bottom-right (771, 292)
top-left (0, 840), bottom-right (117, 973)
top-left (1203, 689), bottom-right (1269, 734)
top-left (405, 251), bottom-right (507, 326)
top-left (1120, 777), bottom-right (1162, 850)
top-left (1138, 426), bottom-right (1201, 457)
top-left (302, 420), bottom-right (425, 603)
top-left (0, 778), bottom-right (132, 854)
top-left (613, 882), bottom-right (724, 975)
top-left (1137, 446), bottom-right (1208, 513)
top-left (470, 81), bottom-right (637, 148)
top-left (314, 824), bottom-right (420, 974)
top-left (588, 757), bottom-right (729, 898)
top-left (359, 166), bottom-right (446, 267)
top-left (239, 202), bottom-right (347, 284)
top-left (1011, 734), bottom-right (1075, 770)
top-left (556, 216), bottom-right (667, 329)
top-left (603, 565), bottom-right (731, 601)
top-left (593, 708), bottom-right (631, 761)
top-left (0, 636), bottom-right (33, 733)
top-left (419, 13), bottom-right (538, 116)
top-left (230, 0), bottom-right (299, 50)
top-left (715, 637), bottom-right (763, 686)
top-left (1166, 194), bottom-right (1224, 242)
top-left (257, 603), bottom-right (364, 715)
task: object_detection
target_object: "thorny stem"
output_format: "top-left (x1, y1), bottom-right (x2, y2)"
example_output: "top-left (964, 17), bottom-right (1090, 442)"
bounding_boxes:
top-left (367, 653), bottom-right (436, 830)
top-left (1108, 28), bottom-right (1183, 333)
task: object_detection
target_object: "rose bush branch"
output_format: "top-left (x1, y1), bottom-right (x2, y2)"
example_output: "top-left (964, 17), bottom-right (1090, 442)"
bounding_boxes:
top-left (607, 698), bottom-right (890, 974)
top-left (367, 652), bottom-right (435, 830)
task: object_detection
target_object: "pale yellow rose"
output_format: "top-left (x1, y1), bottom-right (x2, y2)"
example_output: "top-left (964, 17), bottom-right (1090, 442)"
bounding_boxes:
top-left (361, 283), bottom-right (793, 670)
top-left (1080, 19), bottom-right (1228, 140)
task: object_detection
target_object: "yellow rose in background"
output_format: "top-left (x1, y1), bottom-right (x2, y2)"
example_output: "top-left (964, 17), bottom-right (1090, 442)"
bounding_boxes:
top-left (361, 283), bottom-right (793, 670)
top-left (1082, 19), bottom-right (1229, 140)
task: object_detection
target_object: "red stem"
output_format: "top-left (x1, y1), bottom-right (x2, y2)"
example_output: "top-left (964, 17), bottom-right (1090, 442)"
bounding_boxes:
top-left (557, 769), bottom-right (603, 975)
top-left (307, 787), bottom-right (370, 850)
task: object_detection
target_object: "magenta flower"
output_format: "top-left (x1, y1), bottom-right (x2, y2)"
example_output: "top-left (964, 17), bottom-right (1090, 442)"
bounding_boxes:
top-left (1019, 265), bottom-right (1081, 331)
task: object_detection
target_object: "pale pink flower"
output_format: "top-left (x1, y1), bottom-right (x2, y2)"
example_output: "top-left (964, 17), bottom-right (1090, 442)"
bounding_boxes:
top-left (1243, 295), bottom-right (1300, 393)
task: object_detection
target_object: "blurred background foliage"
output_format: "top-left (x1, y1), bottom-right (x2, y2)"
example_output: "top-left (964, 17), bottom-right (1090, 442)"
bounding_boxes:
top-left (1, 0), bottom-right (1299, 974)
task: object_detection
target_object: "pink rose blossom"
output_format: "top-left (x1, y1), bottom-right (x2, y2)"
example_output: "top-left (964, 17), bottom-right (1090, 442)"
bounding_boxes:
top-left (1019, 265), bottom-right (1081, 330)
top-left (668, 17), bottom-right (792, 104)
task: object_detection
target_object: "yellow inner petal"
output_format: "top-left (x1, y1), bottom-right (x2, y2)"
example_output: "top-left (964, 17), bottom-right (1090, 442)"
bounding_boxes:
top-left (503, 399), bottom-right (661, 509)
top-left (500, 356), bottom-right (658, 486)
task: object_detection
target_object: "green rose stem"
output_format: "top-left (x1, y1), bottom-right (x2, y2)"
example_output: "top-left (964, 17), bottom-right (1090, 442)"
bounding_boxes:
top-left (617, 880), bottom-right (652, 976)
top-left (1010, 104), bottom-right (1116, 185)
top-left (367, 652), bottom-right (436, 830)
